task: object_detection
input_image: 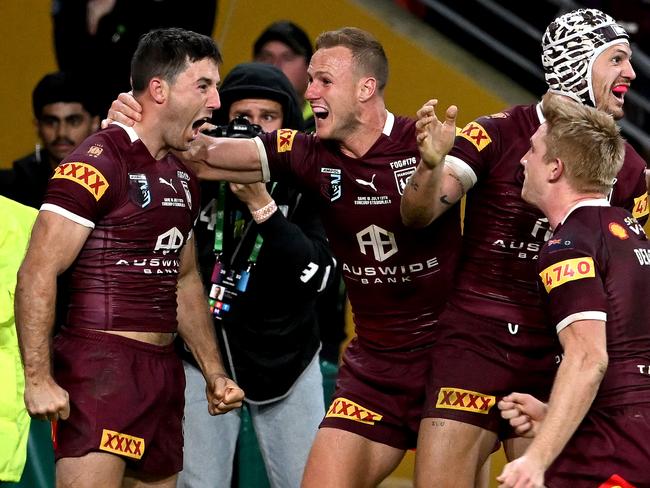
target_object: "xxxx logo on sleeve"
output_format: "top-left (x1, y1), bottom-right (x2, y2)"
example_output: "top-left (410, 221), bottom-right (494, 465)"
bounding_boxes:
top-left (326, 397), bottom-right (383, 425)
top-left (277, 129), bottom-right (297, 153)
top-left (99, 429), bottom-right (145, 459)
top-left (458, 122), bottom-right (492, 151)
top-left (435, 387), bottom-right (495, 414)
top-left (53, 162), bottom-right (109, 200)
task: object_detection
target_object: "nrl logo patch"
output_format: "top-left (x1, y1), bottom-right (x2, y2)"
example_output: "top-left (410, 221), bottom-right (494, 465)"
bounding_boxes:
top-left (321, 167), bottom-right (342, 202)
top-left (128, 173), bottom-right (151, 208)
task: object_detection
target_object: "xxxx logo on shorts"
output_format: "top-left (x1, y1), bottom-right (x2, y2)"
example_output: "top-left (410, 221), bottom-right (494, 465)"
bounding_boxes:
top-left (277, 129), bottom-right (297, 153)
top-left (435, 387), bottom-right (495, 414)
top-left (53, 162), bottom-right (109, 200)
top-left (99, 429), bottom-right (145, 459)
top-left (326, 397), bottom-right (383, 425)
top-left (458, 122), bottom-right (492, 151)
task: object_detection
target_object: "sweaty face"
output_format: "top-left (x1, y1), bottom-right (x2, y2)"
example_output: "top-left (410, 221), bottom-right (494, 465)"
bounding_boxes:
top-left (164, 58), bottom-right (221, 152)
top-left (255, 41), bottom-right (310, 100)
top-left (591, 43), bottom-right (635, 120)
top-left (305, 46), bottom-right (361, 141)
top-left (228, 98), bottom-right (283, 133)
top-left (37, 102), bottom-right (99, 168)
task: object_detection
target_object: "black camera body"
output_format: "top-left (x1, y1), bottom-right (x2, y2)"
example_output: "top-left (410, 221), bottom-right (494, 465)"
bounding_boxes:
top-left (203, 115), bottom-right (263, 139)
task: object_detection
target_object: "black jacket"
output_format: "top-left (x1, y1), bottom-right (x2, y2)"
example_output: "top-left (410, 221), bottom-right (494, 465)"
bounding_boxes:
top-left (183, 180), bottom-right (336, 403)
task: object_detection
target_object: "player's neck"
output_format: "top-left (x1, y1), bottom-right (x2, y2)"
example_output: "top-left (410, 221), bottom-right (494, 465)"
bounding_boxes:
top-left (339, 102), bottom-right (387, 158)
top-left (132, 120), bottom-right (168, 160)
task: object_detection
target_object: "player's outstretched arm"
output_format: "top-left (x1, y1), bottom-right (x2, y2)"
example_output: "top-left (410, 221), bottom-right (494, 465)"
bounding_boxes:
top-left (401, 99), bottom-right (466, 228)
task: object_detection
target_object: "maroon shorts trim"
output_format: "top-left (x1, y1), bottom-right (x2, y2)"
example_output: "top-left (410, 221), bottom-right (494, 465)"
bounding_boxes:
top-left (53, 327), bottom-right (185, 477)
top-left (320, 338), bottom-right (431, 450)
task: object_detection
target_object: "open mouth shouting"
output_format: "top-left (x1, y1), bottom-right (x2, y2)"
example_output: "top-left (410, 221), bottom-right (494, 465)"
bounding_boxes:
top-left (312, 106), bottom-right (330, 120)
top-left (191, 117), bottom-right (211, 138)
top-left (612, 84), bottom-right (628, 102)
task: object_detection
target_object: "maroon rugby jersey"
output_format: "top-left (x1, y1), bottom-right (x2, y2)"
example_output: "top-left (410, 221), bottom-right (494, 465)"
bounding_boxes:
top-left (257, 113), bottom-right (461, 351)
top-left (538, 201), bottom-right (650, 408)
top-left (42, 124), bottom-right (200, 332)
top-left (447, 103), bottom-right (648, 329)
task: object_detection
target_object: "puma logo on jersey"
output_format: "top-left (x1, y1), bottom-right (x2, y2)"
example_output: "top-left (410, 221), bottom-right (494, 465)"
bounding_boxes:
top-left (355, 174), bottom-right (377, 192)
top-left (159, 177), bottom-right (177, 193)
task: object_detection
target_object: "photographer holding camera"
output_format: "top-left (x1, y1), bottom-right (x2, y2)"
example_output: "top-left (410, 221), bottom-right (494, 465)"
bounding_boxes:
top-left (177, 62), bottom-right (336, 488)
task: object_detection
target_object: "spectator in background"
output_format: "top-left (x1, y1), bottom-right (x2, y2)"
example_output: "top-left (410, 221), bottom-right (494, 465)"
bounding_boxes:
top-left (253, 20), bottom-right (315, 132)
top-left (0, 71), bottom-right (100, 209)
top-left (178, 62), bottom-right (336, 488)
top-left (52, 0), bottom-right (217, 115)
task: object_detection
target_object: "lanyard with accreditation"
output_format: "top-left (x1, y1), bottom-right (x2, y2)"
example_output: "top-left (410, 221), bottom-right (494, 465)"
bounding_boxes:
top-left (208, 181), bottom-right (275, 319)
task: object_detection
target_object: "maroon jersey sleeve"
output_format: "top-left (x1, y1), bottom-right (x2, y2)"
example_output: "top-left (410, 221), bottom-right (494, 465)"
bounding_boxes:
top-left (43, 131), bottom-right (125, 225)
top-left (538, 227), bottom-right (608, 334)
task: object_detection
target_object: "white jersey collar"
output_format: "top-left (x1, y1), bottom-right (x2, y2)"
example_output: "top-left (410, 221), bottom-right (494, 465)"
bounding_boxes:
top-left (560, 198), bottom-right (610, 225)
top-left (383, 110), bottom-right (395, 136)
top-left (111, 121), bottom-right (140, 143)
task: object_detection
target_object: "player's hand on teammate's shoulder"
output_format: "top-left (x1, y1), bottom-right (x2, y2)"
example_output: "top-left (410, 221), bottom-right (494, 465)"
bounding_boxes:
top-left (101, 91), bottom-right (142, 129)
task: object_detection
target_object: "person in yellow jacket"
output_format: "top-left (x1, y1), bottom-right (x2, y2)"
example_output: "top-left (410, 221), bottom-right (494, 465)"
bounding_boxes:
top-left (0, 195), bottom-right (37, 482)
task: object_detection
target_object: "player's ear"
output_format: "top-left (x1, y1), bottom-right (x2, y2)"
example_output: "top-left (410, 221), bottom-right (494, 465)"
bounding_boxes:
top-left (149, 77), bottom-right (167, 104)
top-left (549, 157), bottom-right (563, 182)
top-left (358, 77), bottom-right (377, 102)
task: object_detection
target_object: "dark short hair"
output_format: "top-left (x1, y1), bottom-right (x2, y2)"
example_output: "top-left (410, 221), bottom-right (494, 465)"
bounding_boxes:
top-left (212, 62), bottom-right (303, 130)
top-left (32, 71), bottom-right (99, 118)
top-left (253, 21), bottom-right (313, 62)
top-left (315, 27), bottom-right (388, 91)
top-left (131, 27), bottom-right (222, 93)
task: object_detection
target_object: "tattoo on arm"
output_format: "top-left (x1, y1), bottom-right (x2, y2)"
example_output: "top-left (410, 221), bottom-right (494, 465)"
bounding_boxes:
top-left (431, 420), bottom-right (446, 428)
top-left (408, 180), bottom-right (419, 191)
top-left (439, 172), bottom-right (466, 206)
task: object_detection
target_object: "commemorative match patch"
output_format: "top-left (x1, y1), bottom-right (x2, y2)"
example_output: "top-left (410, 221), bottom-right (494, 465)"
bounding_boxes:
top-left (435, 387), bottom-right (495, 414)
top-left (99, 429), bottom-right (145, 459)
top-left (539, 257), bottom-right (595, 293)
top-left (458, 122), bottom-right (492, 151)
top-left (326, 397), bottom-right (383, 425)
top-left (53, 162), bottom-right (109, 200)
top-left (277, 129), bottom-right (297, 153)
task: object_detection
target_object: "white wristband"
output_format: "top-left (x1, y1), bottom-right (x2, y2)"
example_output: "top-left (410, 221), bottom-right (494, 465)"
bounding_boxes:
top-left (251, 200), bottom-right (277, 223)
